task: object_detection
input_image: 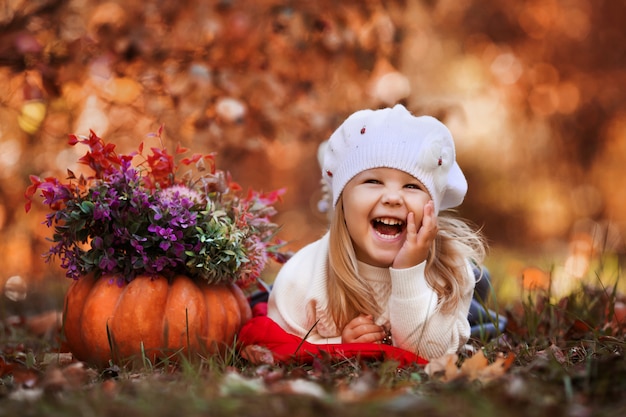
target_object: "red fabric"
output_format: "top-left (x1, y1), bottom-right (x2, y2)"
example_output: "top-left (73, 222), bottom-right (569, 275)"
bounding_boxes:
top-left (238, 311), bottom-right (428, 367)
top-left (251, 302), bottom-right (268, 317)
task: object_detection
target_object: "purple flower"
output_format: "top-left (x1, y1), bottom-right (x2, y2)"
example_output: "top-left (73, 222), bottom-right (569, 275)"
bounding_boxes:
top-left (93, 203), bottom-right (110, 221)
top-left (98, 248), bottom-right (118, 271)
top-left (27, 131), bottom-right (284, 286)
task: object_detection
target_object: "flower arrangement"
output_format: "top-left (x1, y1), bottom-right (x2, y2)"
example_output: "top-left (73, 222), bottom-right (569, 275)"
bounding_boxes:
top-left (25, 128), bottom-right (286, 288)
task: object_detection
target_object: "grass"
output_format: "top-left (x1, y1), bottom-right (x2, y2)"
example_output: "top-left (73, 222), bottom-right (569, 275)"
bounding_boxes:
top-left (1, 246), bottom-right (625, 417)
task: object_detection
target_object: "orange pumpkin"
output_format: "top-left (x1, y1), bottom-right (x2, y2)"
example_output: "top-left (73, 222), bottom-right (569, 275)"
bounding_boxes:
top-left (62, 274), bottom-right (252, 367)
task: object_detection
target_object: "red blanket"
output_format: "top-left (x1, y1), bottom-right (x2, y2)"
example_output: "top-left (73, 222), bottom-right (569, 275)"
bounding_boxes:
top-left (238, 305), bottom-right (428, 367)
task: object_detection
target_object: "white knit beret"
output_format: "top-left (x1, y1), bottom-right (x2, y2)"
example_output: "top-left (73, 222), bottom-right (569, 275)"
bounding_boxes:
top-left (321, 104), bottom-right (467, 214)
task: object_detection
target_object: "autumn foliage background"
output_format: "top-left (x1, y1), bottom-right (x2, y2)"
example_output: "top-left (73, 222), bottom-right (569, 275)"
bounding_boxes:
top-left (1, 0), bottom-right (626, 304)
top-left (1, 1), bottom-right (626, 415)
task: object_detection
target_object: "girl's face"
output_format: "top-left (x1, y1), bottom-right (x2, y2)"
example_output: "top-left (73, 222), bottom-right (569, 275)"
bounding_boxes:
top-left (341, 167), bottom-right (431, 267)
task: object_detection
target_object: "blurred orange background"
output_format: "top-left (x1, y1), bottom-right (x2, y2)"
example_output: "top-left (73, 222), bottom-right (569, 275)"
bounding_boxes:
top-left (1, 0), bottom-right (625, 305)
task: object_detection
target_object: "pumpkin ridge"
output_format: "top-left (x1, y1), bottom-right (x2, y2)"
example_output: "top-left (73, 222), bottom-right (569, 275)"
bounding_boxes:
top-left (217, 286), bottom-right (231, 352)
top-left (63, 276), bottom-right (96, 362)
top-left (108, 276), bottom-right (132, 364)
top-left (111, 276), bottom-right (169, 364)
top-left (203, 284), bottom-right (226, 353)
top-left (163, 275), bottom-right (206, 360)
top-left (194, 283), bottom-right (209, 358)
top-left (80, 276), bottom-right (126, 366)
top-left (232, 283), bottom-right (253, 325)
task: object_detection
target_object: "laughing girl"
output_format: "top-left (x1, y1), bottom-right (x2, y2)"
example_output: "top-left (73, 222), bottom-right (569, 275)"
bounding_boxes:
top-left (267, 104), bottom-right (487, 360)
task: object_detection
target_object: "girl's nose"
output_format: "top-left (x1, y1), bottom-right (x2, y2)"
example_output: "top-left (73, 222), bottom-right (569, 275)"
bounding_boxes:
top-left (381, 189), bottom-right (402, 206)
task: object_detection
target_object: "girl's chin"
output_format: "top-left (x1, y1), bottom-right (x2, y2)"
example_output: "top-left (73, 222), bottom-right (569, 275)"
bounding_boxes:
top-left (357, 248), bottom-right (399, 268)
top-left (354, 232), bottom-right (405, 267)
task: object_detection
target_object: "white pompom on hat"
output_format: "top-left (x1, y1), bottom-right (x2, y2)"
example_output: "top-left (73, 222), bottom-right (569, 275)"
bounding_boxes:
top-left (321, 104), bottom-right (467, 214)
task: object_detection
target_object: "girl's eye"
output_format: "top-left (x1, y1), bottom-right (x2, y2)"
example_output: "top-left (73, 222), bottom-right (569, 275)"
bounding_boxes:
top-left (405, 183), bottom-right (424, 191)
top-left (364, 179), bottom-right (381, 184)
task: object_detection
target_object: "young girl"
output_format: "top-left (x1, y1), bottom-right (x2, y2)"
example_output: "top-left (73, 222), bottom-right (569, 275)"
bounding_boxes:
top-left (266, 104), bottom-right (487, 360)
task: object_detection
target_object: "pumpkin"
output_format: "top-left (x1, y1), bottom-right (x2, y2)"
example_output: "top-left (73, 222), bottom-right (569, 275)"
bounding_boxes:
top-left (62, 274), bottom-right (252, 367)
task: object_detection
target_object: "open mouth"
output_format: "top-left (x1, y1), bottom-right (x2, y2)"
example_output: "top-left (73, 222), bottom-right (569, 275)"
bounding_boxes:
top-left (371, 217), bottom-right (405, 239)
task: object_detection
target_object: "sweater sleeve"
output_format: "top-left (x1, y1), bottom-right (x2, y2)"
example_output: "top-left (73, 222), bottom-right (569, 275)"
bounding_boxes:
top-left (267, 234), bottom-right (342, 345)
top-left (388, 260), bottom-right (475, 360)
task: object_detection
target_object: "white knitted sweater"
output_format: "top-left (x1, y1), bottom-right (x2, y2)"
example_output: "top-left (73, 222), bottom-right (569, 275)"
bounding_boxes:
top-left (267, 232), bottom-right (475, 360)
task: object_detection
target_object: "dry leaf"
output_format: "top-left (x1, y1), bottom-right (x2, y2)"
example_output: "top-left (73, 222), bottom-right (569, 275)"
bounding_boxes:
top-left (470, 352), bottom-right (516, 383)
top-left (424, 353), bottom-right (459, 382)
top-left (240, 344), bottom-right (275, 365)
top-left (42, 353), bottom-right (74, 367)
top-left (41, 363), bottom-right (93, 394)
top-left (459, 349), bottom-right (490, 381)
top-left (426, 351), bottom-right (515, 383)
top-left (60, 362), bottom-right (95, 388)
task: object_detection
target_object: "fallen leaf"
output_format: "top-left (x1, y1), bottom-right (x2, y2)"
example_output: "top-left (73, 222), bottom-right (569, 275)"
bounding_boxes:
top-left (426, 351), bottom-right (515, 383)
top-left (61, 362), bottom-right (94, 388)
top-left (40, 362), bottom-right (94, 394)
top-left (41, 353), bottom-right (74, 367)
top-left (471, 352), bottom-right (516, 383)
top-left (459, 349), bottom-right (490, 380)
top-left (240, 344), bottom-right (275, 365)
top-left (424, 353), bottom-right (459, 382)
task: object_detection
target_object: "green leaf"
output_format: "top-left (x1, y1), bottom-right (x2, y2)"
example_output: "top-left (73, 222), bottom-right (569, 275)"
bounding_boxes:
top-left (79, 200), bottom-right (95, 214)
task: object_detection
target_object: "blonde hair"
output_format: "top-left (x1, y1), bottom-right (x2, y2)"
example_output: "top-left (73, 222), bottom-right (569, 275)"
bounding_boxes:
top-left (326, 196), bottom-right (486, 330)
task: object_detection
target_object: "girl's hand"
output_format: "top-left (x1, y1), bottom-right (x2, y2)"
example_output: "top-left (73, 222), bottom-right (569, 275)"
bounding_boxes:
top-left (341, 314), bottom-right (386, 344)
top-left (392, 200), bottom-right (438, 269)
